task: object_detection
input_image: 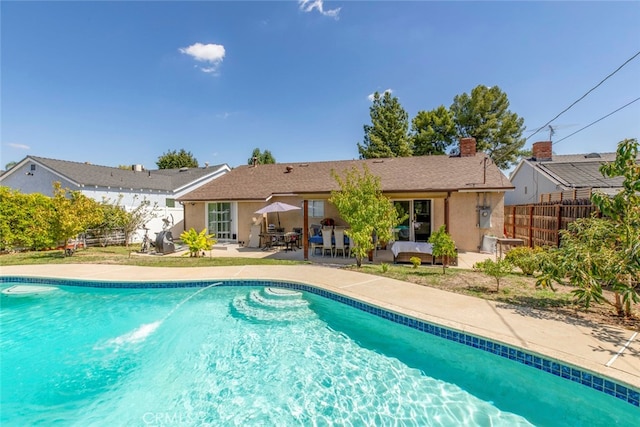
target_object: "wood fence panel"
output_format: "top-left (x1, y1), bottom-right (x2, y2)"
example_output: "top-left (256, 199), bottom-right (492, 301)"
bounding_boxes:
top-left (81, 228), bottom-right (127, 247)
top-left (504, 200), bottom-right (597, 247)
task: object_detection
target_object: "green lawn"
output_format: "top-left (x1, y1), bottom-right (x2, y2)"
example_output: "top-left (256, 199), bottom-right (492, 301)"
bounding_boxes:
top-left (0, 246), bottom-right (307, 267)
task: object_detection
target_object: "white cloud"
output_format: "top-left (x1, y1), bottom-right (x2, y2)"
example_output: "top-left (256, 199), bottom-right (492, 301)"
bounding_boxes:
top-left (367, 89), bottom-right (393, 102)
top-left (299, 0), bottom-right (341, 19)
top-left (8, 143), bottom-right (30, 150)
top-left (179, 42), bottom-right (225, 74)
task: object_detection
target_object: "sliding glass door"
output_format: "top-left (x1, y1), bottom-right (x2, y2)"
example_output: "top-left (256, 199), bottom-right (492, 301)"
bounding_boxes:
top-left (413, 200), bottom-right (431, 241)
top-left (393, 200), bottom-right (431, 242)
top-left (394, 201), bottom-right (411, 241)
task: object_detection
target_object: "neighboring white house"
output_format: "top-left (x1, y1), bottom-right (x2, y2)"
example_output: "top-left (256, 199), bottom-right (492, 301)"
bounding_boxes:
top-left (505, 141), bottom-right (635, 205)
top-left (0, 156), bottom-right (230, 241)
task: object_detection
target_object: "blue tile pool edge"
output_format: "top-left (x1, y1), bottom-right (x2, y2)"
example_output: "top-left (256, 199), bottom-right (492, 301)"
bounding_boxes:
top-left (2, 275), bottom-right (639, 408)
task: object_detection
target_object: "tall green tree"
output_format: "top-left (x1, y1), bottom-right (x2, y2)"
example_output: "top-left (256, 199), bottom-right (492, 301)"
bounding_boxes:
top-left (410, 106), bottom-right (457, 155)
top-left (156, 149), bottom-right (199, 169)
top-left (329, 165), bottom-right (403, 267)
top-left (4, 161), bottom-right (17, 170)
top-left (537, 139), bottom-right (639, 317)
top-left (450, 85), bottom-right (526, 169)
top-left (591, 138), bottom-right (640, 316)
top-left (248, 148), bottom-right (276, 165)
top-left (358, 91), bottom-right (412, 159)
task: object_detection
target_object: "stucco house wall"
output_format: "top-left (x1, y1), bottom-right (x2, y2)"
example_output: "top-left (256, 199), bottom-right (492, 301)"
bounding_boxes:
top-left (183, 202), bottom-right (205, 235)
top-left (449, 192), bottom-right (505, 252)
top-left (204, 192), bottom-right (502, 253)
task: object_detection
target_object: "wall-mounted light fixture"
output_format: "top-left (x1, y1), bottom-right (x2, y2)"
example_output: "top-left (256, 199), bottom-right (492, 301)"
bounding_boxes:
top-left (25, 172), bottom-right (34, 176)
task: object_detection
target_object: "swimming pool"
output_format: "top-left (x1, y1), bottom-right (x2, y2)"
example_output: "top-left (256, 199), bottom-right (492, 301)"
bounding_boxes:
top-left (1, 277), bottom-right (638, 426)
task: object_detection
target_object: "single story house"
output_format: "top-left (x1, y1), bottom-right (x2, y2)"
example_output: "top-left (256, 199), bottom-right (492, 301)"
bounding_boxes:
top-left (178, 138), bottom-right (514, 256)
top-left (0, 156), bottom-right (230, 240)
top-left (505, 141), bottom-right (638, 206)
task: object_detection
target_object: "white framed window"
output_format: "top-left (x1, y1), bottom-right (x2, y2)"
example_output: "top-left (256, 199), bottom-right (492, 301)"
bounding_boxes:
top-left (307, 200), bottom-right (324, 218)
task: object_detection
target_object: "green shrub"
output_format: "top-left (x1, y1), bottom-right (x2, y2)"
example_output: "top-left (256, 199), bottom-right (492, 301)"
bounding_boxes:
top-left (504, 246), bottom-right (543, 275)
top-left (474, 258), bottom-right (512, 291)
top-left (428, 226), bottom-right (457, 274)
top-left (380, 262), bottom-right (389, 273)
top-left (409, 257), bottom-right (421, 268)
top-left (180, 228), bottom-right (216, 257)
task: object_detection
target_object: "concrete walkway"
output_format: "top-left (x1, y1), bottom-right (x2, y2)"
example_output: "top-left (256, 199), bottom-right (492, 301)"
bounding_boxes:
top-left (1, 262), bottom-right (638, 390)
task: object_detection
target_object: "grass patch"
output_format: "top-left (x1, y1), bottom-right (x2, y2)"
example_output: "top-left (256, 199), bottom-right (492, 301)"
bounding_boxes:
top-left (346, 265), bottom-right (581, 313)
top-left (0, 246), bottom-right (308, 267)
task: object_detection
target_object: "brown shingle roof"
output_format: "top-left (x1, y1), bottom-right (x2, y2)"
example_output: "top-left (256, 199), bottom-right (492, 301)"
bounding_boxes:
top-left (178, 154), bottom-right (513, 201)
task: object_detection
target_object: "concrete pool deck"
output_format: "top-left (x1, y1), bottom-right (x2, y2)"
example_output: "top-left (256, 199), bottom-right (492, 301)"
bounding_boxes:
top-left (1, 262), bottom-right (638, 390)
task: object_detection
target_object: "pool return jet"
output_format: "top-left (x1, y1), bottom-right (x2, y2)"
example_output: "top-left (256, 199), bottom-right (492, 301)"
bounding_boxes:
top-left (101, 282), bottom-right (223, 348)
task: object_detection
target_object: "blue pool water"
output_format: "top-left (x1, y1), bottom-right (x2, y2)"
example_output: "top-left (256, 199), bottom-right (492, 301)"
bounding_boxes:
top-left (1, 281), bottom-right (637, 426)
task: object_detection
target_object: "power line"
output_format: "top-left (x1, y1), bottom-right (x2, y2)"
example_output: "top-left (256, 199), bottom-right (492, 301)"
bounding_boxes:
top-left (552, 97), bottom-right (640, 146)
top-left (485, 95), bottom-right (639, 169)
top-left (526, 50), bottom-right (640, 141)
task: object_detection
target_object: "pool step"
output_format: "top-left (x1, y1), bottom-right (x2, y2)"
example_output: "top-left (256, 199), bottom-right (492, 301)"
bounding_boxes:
top-left (230, 287), bottom-right (314, 323)
top-left (248, 288), bottom-right (308, 309)
top-left (1, 285), bottom-right (59, 297)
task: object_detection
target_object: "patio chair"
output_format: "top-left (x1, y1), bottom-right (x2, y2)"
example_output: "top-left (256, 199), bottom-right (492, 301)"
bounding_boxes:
top-left (309, 226), bottom-right (322, 256)
top-left (321, 228), bottom-right (334, 257)
top-left (333, 228), bottom-right (346, 258)
top-left (283, 232), bottom-right (298, 251)
top-left (293, 227), bottom-right (303, 249)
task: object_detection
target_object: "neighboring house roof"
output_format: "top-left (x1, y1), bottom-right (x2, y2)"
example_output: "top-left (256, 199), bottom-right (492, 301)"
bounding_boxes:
top-left (2, 156), bottom-right (229, 192)
top-left (179, 154), bottom-right (513, 202)
top-left (512, 152), bottom-right (638, 191)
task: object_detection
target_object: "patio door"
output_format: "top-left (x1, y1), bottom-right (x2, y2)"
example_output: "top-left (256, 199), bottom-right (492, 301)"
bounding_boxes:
top-left (208, 202), bottom-right (234, 241)
top-left (393, 201), bottom-right (411, 241)
top-left (393, 200), bottom-right (431, 242)
top-left (413, 200), bottom-right (431, 241)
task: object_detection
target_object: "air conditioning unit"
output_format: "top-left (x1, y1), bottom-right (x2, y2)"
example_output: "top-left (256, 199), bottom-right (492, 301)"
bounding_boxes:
top-left (479, 208), bottom-right (492, 229)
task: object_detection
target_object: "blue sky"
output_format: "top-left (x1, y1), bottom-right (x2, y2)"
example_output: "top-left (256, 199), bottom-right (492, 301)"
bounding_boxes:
top-left (2, 1), bottom-right (639, 171)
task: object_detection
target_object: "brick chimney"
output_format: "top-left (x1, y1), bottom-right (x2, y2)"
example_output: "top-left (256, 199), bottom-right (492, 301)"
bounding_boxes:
top-left (459, 137), bottom-right (477, 157)
top-left (532, 141), bottom-right (552, 161)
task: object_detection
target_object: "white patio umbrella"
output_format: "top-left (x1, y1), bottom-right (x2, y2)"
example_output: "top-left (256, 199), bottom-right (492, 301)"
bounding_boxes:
top-left (255, 202), bottom-right (301, 229)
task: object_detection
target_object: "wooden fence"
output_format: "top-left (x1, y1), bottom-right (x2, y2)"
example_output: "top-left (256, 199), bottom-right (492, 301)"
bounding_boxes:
top-left (503, 200), bottom-right (598, 247)
top-left (538, 188), bottom-right (594, 203)
top-left (80, 228), bottom-right (127, 247)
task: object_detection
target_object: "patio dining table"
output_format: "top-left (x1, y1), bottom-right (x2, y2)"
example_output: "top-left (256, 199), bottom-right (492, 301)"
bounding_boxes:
top-left (259, 232), bottom-right (284, 250)
top-left (260, 232), bottom-right (300, 251)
